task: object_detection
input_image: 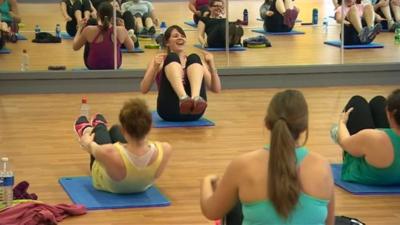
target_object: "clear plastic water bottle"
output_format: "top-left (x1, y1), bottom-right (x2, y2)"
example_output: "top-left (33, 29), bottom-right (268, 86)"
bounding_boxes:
top-left (34, 25), bottom-right (41, 34)
top-left (80, 97), bottom-right (90, 118)
top-left (330, 123), bottom-right (339, 144)
top-left (20, 49), bottom-right (29, 72)
top-left (55, 24), bottom-right (61, 38)
top-left (323, 17), bottom-right (328, 33)
top-left (395, 28), bottom-right (400, 45)
top-left (312, 8), bottom-right (318, 25)
top-left (0, 157), bottom-right (14, 209)
top-left (243, 9), bottom-right (248, 25)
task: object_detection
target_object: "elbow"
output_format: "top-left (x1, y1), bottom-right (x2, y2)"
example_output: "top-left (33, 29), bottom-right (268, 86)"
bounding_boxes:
top-left (212, 87), bottom-right (222, 94)
top-left (201, 205), bottom-right (222, 221)
top-left (72, 45), bottom-right (80, 51)
top-left (140, 83), bottom-right (149, 94)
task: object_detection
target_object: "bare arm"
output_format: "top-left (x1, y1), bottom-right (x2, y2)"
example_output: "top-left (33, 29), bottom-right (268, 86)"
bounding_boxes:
top-left (9, 0), bottom-right (21, 23)
top-left (332, 0), bottom-right (339, 9)
top-left (154, 142), bottom-right (172, 178)
top-left (72, 22), bottom-right (88, 50)
top-left (119, 27), bottom-right (134, 50)
top-left (202, 52), bottom-right (221, 93)
top-left (188, 0), bottom-right (198, 14)
top-left (201, 159), bottom-right (240, 220)
top-left (60, 1), bottom-right (72, 21)
top-left (198, 21), bottom-right (207, 47)
top-left (149, 9), bottom-right (159, 26)
top-left (140, 54), bottom-right (165, 93)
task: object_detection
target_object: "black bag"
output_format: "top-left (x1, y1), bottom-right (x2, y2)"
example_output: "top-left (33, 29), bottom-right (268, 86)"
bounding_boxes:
top-left (32, 32), bottom-right (61, 43)
top-left (335, 216), bottom-right (366, 225)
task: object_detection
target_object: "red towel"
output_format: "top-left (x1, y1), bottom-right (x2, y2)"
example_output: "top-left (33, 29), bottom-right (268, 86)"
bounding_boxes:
top-left (0, 202), bottom-right (87, 225)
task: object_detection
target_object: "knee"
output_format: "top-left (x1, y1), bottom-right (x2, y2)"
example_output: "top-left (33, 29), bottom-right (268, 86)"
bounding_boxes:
top-left (187, 53), bottom-right (202, 67)
top-left (349, 95), bottom-right (368, 106)
top-left (364, 4), bottom-right (374, 11)
top-left (164, 52), bottom-right (180, 66)
top-left (370, 95), bottom-right (386, 105)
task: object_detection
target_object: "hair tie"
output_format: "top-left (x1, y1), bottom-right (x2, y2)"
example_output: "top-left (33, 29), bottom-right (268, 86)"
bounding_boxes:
top-left (279, 116), bottom-right (287, 122)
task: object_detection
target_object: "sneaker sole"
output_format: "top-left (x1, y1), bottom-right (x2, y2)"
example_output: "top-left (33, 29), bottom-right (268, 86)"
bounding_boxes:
top-left (192, 100), bottom-right (207, 115)
top-left (180, 99), bottom-right (194, 114)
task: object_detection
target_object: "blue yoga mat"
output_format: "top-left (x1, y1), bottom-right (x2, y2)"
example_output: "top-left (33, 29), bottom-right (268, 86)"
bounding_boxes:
top-left (152, 111), bottom-right (215, 128)
top-left (194, 44), bottom-right (246, 51)
top-left (324, 40), bottom-right (384, 49)
top-left (121, 47), bottom-right (144, 53)
top-left (0, 48), bottom-right (11, 54)
top-left (61, 32), bottom-right (73, 40)
top-left (257, 18), bottom-right (302, 23)
top-left (59, 176), bottom-right (170, 210)
top-left (16, 33), bottom-right (28, 40)
top-left (184, 20), bottom-right (197, 28)
top-left (251, 28), bottom-right (305, 35)
top-left (331, 164), bottom-right (400, 195)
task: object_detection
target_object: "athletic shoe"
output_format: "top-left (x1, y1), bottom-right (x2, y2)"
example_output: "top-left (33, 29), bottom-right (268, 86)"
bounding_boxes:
top-left (330, 123), bottom-right (339, 144)
top-left (192, 96), bottom-right (207, 115)
top-left (358, 27), bottom-right (370, 44)
top-left (179, 96), bottom-right (194, 114)
top-left (74, 116), bottom-right (92, 138)
top-left (147, 26), bottom-right (156, 35)
top-left (367, 23), bottom-right (382, 43)
top-left (389, 22), bottom-right (400, 32)
top-left (283, 8), bottom-right (299, 28)
top-left (91, 113), bottom-right (107, 128)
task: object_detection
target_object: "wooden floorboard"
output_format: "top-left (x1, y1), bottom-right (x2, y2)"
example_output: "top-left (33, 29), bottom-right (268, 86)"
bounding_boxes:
top-left (0, 0), bottom-right (399, 71)
top-left (1, 86), bottom-right (400, 224)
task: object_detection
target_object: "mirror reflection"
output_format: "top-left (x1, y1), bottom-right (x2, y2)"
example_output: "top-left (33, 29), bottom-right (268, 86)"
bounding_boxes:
top-left (0, 0), bottom-right (399, 72)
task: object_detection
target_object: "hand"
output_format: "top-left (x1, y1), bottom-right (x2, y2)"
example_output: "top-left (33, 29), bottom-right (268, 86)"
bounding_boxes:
top-left (79, 132), bottom-right (94, 150)
top-left (77, 19), bottom-right (87, 30)
top-left (154, 53), bottom-right (166, 67)
top-left (205, 174), bottom-right (219, 191)
top-left (202, 51), bottom-right (214, 65)
top-left (266, 11), bottom-right (274, 16)
top-left (116, 18), bottom-right (125, 26)
top-left (339, 107), bottom-right (354, 124)
top-left (195, 10), bottom-right (201, 16)
top-left (343, 20), bottom-right (351, 25)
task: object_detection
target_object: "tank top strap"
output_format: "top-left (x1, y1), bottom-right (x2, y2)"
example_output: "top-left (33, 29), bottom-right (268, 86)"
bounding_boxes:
top-left (264, 145), bottom-right (309, 167)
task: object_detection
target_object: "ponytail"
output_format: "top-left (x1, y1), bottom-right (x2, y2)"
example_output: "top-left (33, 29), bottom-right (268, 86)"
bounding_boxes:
top-left (268, 118), bottom-right (301, 219)
top-left (101, 16), bottom-right (110, 32)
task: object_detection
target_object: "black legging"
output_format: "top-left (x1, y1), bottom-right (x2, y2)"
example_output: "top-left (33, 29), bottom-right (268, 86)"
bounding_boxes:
top-left (90, 122), bottom-right (127, 169)
top-left (65, 0), bottom-right (92, 37)
top-left (0, 31), bottom-right (5, 49)
top-left (344, 95), bottom-right (389, 135)
top-left (122, 11), bottom-right (136, 32)
top-left (157, 52), bottom-right (207, 122)
top-left (263, 0), bottom-right (292, 32)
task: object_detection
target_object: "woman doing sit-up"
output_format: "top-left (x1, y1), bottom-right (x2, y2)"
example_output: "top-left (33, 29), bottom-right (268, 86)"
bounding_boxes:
top-left (141, 25), bottom-right (221, 122)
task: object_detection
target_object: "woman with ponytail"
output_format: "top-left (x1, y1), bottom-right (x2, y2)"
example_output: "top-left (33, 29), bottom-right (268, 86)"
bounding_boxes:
top-left (73, 1), bottom-right (134, 70)
top-left (333, 89), bottom-right (400, 185)
top-left (201, 89), bottom-right (335, 225)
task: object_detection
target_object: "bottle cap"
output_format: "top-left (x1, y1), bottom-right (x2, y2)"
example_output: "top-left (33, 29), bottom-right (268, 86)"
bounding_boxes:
top-left (160, 21), bottom-right (166, 28)
top-left (1, 157), bottom-right (9, 162)
top-left (82, 96), bottom-right (87, 104)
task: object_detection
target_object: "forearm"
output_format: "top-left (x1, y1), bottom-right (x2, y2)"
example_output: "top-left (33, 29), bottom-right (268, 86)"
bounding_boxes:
top-left (60, 2), bottom-right (70, 18)
top-left (198, 35), bottom-right (206, 46)
top-left (140, 66), bottom-right (157, 93)
top-left (208, 64), bottom-right (221, 93)
top-left (337, 120), bottom-right (350, 147)
top-left (189, 3), bottom-right (197, 14)
top-left (200, 177), bottom-right (214, 215)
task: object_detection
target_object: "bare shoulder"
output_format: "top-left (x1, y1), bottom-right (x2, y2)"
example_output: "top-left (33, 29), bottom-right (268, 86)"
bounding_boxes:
top-left (160, 142), bottom-right (172, 155)
top-left (303, 151), bottom-right (330, 173)
top-left (229, 149), bottom-right (266, 170)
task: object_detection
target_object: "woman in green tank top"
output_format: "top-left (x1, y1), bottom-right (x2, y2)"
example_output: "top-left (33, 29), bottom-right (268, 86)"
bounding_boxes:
top-left (0, 0), bottom-right (20, 27)
top-left (335, 89), bottom-right (400, 185)
top-left (200, 90), bottom-right (335, 225)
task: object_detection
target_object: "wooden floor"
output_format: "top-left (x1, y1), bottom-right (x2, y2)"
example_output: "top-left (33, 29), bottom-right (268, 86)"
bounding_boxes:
top-left (0, 0), bottom-right (400, 71)
top-left (1, 86), bottom-right (400, 224)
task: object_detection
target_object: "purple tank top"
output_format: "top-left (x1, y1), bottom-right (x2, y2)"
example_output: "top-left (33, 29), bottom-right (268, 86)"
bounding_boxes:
top-left (195, 0), bottom-right (209, 9)
top-left (87, 26), bottom-right (122, 70)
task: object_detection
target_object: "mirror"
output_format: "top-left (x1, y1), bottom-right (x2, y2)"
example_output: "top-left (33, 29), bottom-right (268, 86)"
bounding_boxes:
top-left (0, 0), bottom-right (398, 73)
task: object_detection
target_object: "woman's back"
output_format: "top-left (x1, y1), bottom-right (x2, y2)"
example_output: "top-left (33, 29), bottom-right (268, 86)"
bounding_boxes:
top-left (85, 25), bottom-right (123, 69)
top-left (238, 147), bottom-right (333, 225)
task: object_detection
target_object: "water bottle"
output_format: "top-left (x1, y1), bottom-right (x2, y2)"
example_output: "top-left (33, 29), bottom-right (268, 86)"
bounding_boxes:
top-left (330, 124), bottom-right (339, 144)
top-left (395, 28), bottom-right (400, 45)
top-left (20, 49), bottom-right (29, 72)
top-left (323, 17), bottom-right (328, 33)
top-left (80, 97), bottom-right (90, 118)
top-left (160, 21), bottom-right (167, 34)
top-left (312, 8), bottom-right (318, 25)
top-left (243, 9), bottom-right (248, 25)
top-left (55, 24), bottom-right (61, 38)
top-left (34, 25), bottom-right (40, 34)
top-left (0, 157), bottom-right (14, 209)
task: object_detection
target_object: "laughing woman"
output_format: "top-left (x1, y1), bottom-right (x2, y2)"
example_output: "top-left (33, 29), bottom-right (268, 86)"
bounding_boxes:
top-left (140, 25), bottom-right (221, 122)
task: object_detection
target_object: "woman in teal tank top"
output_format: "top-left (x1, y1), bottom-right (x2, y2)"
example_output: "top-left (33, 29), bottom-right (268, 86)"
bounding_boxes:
top-left (200, 90), bottom-right (335, 225)
top-left (335, 89), bottom-right (400, 185)
top-left (0, 0), bottom-right (20, 27)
